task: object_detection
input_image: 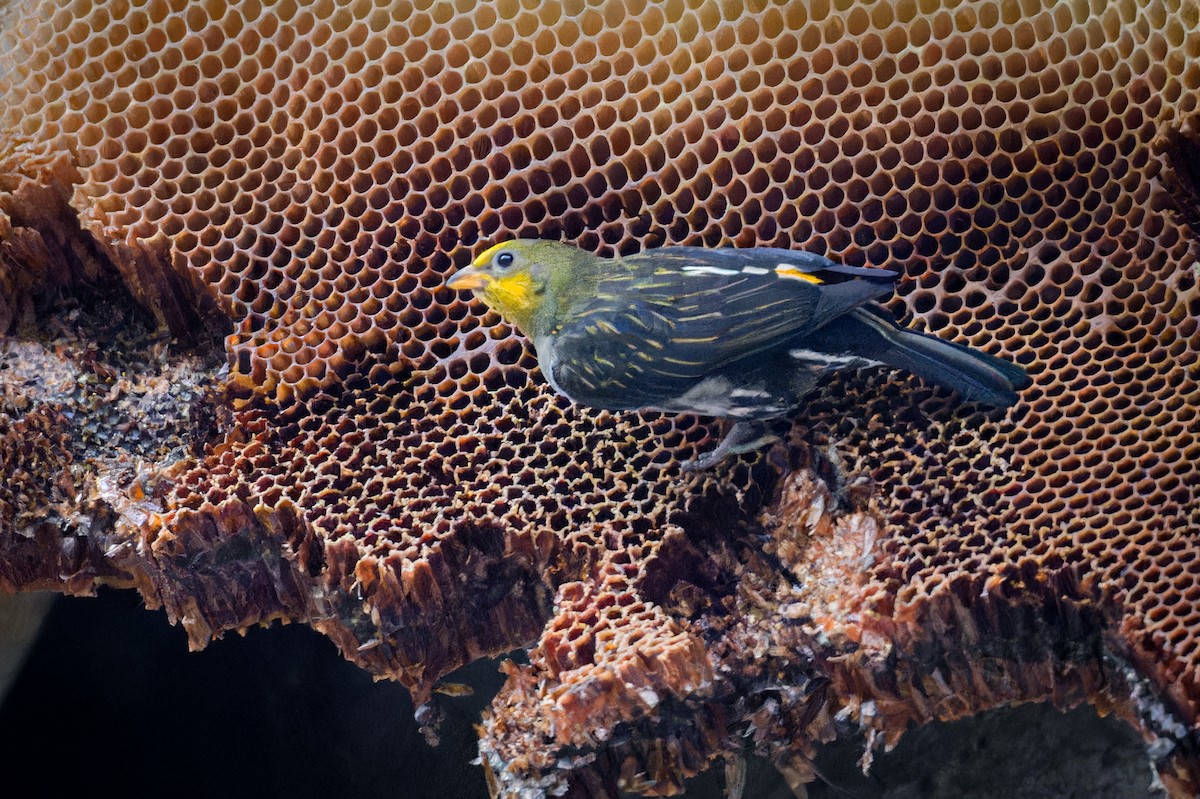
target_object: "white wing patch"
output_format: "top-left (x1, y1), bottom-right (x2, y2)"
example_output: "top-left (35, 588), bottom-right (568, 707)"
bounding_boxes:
top-left (740, 266), bottom-right (769, 275)
top-left (649, 377), bottom-right (786, 417)
top-left (788, 349), bottom-right (878, 367)
top-left (681, 265), bottom-right (740, 276)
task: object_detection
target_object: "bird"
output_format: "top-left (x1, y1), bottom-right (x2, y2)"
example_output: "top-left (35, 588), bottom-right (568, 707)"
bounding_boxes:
top-left (446, 240), bottom-right (1031, 470)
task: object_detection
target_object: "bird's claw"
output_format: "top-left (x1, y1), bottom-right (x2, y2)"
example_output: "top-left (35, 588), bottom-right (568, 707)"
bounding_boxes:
top-left (680, 421), bottom-right (780, 472)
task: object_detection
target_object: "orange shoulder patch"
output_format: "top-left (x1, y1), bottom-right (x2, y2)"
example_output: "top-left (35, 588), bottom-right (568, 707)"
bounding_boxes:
top-left (774, 265), bottom-right (823, 284)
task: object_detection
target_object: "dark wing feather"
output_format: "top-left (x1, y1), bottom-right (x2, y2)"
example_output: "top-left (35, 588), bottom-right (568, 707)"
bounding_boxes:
top-left (546, 248), bottom-right (897, 408)
top-left (628, 247), bottom-right (895, 281)
top-left (547, 295), bottom-right (691, 408)
top-left (617, 247), bottom-right (897, 367)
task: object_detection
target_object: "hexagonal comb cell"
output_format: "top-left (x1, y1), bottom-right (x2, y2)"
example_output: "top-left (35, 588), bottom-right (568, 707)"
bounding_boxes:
top-left (0, 0), bottom-right (1198, 794)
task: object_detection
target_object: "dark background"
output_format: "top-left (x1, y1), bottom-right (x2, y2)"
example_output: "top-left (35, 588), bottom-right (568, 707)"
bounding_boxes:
top-left (0, 590), bottom-right (498, 799)
top-left (0, 590), bottom-right (1161, 799)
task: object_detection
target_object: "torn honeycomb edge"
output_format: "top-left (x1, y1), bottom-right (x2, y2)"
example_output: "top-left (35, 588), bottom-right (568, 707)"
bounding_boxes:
top-left (477, 469), bottom-right (858, 795)
top-left (477, 465), bottom-right (1200, 797)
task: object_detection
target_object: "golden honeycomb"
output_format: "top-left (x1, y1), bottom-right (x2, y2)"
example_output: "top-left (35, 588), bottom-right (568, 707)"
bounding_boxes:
top-left (1, 0), bottom-right (1199, 794)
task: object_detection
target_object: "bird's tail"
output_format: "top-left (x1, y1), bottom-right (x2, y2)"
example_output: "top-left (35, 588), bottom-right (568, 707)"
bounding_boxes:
top-left (833, 305), bottom-right (1031, 407)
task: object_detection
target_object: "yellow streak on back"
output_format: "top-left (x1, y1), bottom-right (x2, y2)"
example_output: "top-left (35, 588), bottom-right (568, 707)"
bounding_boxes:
top-left (775, 266), bottom-right (823, 284)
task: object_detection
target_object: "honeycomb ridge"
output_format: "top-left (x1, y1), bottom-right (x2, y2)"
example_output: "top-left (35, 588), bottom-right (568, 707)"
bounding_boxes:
top-left (0, 0), bottom-right (1197, 794)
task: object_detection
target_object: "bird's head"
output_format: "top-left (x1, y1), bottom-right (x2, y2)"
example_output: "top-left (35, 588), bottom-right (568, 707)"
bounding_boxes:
top-left (446, 239), bottom-right (589, 336)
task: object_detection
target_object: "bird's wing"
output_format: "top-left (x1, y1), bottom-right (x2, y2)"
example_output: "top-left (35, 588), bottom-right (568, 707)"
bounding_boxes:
top-left (618, 247), bottom-right (898, 367)
top-left (545, 248), bottom-right (897, 407)
top-left (543, 295), bottom-right (695, 408)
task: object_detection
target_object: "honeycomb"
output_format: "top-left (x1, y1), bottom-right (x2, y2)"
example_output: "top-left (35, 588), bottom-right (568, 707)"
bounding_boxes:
top-left (0, 396), bottom-right (75, 592)
top-left (0, 0), bottom-right (1199, 794)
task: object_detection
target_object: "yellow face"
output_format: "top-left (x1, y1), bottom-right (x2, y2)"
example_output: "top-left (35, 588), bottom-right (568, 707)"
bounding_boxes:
top-left (445, 241), bottom-right (543, 332)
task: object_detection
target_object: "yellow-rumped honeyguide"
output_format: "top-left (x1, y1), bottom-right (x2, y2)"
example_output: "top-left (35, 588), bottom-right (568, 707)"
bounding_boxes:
top-left (447, 240), bottom-right (1031, 470)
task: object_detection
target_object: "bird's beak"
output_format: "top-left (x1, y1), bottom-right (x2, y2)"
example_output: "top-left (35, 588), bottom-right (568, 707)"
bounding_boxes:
top-left (446, 266), bottom-right (490, 292)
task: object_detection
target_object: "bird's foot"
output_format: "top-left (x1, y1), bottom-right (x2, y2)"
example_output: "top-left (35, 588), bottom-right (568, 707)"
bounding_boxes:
top-left (681, 421), bottom-right (780, 472)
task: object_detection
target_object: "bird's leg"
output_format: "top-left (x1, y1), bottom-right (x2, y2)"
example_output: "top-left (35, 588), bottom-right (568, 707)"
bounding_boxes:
top-left (681, 420), bottom-right (779, 472)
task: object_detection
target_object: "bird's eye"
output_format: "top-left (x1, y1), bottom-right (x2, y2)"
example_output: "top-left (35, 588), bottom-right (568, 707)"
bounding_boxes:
top-left (495, 251), bottom-right (515, 269)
